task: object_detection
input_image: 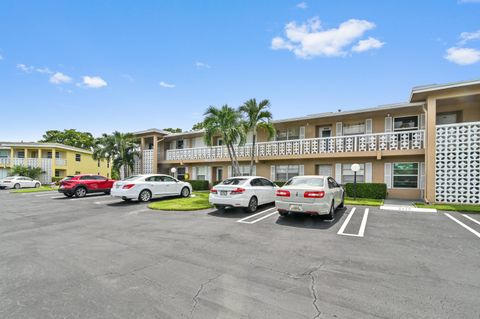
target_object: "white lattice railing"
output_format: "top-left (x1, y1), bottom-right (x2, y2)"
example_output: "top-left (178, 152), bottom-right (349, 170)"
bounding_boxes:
top-left (165, 130), bottom-right (425, 161)
top-left (0, 158), bottom-right (53, 183)
top-left (436, 122), bottom-right (480, 204)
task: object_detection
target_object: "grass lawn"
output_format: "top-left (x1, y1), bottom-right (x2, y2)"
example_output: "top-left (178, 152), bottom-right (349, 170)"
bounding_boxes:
top-left (11, 186), bottom-right (58, 193)
top-left (415, 203), bottom-right (480, 213)
top-left (148, 191), bottom-right (213, 211)
top-left (345, 197), bottom-right (384, 206)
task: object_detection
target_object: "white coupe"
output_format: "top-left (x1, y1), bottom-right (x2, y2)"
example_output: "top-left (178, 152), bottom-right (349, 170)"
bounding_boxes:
top-left (275, 175), bottom-right (344, 219)
top-left (111, 174), bottom-right (192, 202)
top-left (0, 176), bottom-right (42, 190)
top-left (209, 176), bottom-right (278, 213)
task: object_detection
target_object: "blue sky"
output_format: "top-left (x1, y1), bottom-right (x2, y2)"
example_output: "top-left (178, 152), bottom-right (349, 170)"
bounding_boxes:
top-left (1, 0), bottom-right (479, 141)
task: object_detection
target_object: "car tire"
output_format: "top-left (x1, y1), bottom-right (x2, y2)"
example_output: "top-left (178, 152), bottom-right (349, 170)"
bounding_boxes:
top-left (74, 187), bottom-right (87, 198)
top-left (327, 200), bottom-right (335, 220)
top-left (14, 183), bottom-right (20, 190)
top-left (338, 193), bottom-right (345, 208)
top-left (104, 190), bottom-right (111, 195)
top-left (35, 183), bottom-right (41, 188)
top-left (215, 205), bottom-right (225, 211)
top-left (180, 187), bottom-right (190, 198)
top-left (246, 196), bottom-right (258, 213)
top-left (138, 189), bottom-right (152, 202)
top-left (64, 193), bottom-right (74, 198)
top-left (279, 211), bottom-right (289, 217)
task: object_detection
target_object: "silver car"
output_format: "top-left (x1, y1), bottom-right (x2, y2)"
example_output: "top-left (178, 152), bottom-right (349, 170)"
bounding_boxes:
top-left (0, 176), bottom-right (42, 190)
top-left (275, 175), bottom-right (344, 219)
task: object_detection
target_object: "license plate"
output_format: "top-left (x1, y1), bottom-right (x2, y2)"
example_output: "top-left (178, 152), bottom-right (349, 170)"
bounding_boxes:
top-left (289, 204), bottom-right (303, 212)
top-left (220, 191), bottom-right (227, 196)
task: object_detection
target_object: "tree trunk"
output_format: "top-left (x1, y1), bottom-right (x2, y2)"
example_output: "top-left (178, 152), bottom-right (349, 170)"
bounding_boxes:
top-left (230, 144), bottom-right (241, 176)
top-left (225, 143), bottom-right (237, 176)
top-left (250, 132), bottom-right (256, 176)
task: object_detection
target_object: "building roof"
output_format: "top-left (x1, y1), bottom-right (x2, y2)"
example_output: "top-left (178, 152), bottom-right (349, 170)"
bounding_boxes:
top-left (410, 78), bottom-right (480, 102)
top-left (132, 128), bottom-right (171, 136)
top-left (0, 142), bottom-right (94, 154)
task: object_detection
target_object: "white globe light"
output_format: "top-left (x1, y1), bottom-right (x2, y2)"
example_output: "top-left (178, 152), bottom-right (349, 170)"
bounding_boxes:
top-left (351, 163), bottom-right (361, 172)
top-left (170, 167), bottom-right (177, 174)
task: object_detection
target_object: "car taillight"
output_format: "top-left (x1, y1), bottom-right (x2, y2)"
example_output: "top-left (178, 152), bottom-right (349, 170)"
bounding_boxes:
top-left (210, 188), bottom-right (218, 194)
top-left (122, 184), bottom-right (135, 189)
top-left (276, 189), bottom-right (291, 197)
top-left (304, 191), bottom-right (325, 198)
top-left (230, 187), bottom-right (245, 195)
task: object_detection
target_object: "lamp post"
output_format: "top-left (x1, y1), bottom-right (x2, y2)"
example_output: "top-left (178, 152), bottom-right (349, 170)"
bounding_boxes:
top-left (170, 167), bottom-right (177, 178)
top-left (351, 163), bottom-right (360, 201)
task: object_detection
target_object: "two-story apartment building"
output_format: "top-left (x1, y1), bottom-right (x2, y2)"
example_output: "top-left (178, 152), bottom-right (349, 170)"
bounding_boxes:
top-left (132, 79), bottom-right (480, 204)
top-left (0, 142), bottom-right (111, 183)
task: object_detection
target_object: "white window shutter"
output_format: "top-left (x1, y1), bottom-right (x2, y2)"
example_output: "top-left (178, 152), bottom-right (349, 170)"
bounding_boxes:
top-left (419, 162), bottom-right (425, 189)
top-left (420, 113), bottom-right (425, 130)
top-left (252, 165), bottom-right (257, 176)
top-left (191, 167), bottom-right (197, 180)
top-left (365, 162), bottom-right (372, 183)
top-left (227, 166), bottom-right (232, 177)
top-left (385, 116), bottom-right (393, 132)
top-left (205, 166), bottom-right (211, 183)
top-left (365, 119), bottom-right (373, 134)
top-left (299, 126), bottom-right (306, 139)
top-left (335, 163), bottom-right (342, 184)
top-left (270, 165), bottom-right (276, 181)
top-left (384, 163), bottom-right (392, 188)
top-left (299, 165), bottom-right (304, 176)
top-left (336, 122), bottom-right (343, 136)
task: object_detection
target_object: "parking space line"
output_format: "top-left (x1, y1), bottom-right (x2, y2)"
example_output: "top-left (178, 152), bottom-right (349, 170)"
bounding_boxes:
top-left (94, 199), bottom-right (120, 205)
top-left (337, 207), bottom-right (369, 237)
top-left (337, 207), bottom-right (356, 235)
top-left (35, 192), bottom-right (58, 197)
top-left (357, 208), bottom-right (369, 237)
top-left (444, 213), bottom-right (480, 239)
top-left (236, 207), bottom-right (276, 223)
top-left (463, 214), bottom-right (480, 226)
top-left (237, 207), bottom-right (278, 224)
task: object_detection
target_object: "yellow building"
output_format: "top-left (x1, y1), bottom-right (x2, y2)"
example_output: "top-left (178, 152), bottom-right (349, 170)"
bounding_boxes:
top-left (0, 142), bottom-right (111, 183)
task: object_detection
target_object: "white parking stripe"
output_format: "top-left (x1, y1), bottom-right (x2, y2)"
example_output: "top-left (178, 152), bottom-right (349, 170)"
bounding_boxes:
top-left (236, 207), bottom-right (277, 223)
top-left (35, 192), bottom-right (58, 197)
top-left (337, 207), bottom-right (369, 237)
top-left (337, 207), bottom-right (356, 235)
top-left (94, 199), bottom-right (120, 205)
top-left (127, 209), bottom-right (149, 216)
top-left (237, 211), bottom-right (278, 224)
top-left (357, 208), bottom-right (369, 237)
top-left (463, 214), bottom-right (480, 226)
top-left (444, 213), bottom-right (480, 239)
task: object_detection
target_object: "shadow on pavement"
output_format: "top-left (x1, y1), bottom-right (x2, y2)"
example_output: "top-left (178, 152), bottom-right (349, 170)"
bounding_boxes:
top-left (208, 203), bottom-right (276, 219)
top-left (275, 207), bottom-right (347, 229)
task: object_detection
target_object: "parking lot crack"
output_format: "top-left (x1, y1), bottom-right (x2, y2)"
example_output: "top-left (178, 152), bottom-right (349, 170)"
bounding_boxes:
top-left (189, 274), bottom-right (221, 319)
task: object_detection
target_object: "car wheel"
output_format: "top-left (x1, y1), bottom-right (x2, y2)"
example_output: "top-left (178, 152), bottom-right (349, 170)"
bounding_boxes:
top-left (215, 204), bottom-right (225, 211)
top-left (180, 187), bottom-right (190, 198)
top-left (104, 190), bottom-right (111, 195)
top-left (14, 183), bottom-right (20, 189)
top-left (64, 193), bottom-right (74, 198)
top-left (338, 193), bottom-right (345, 208)
top-left (138, 189), bottom-right (152, 202)
top-left (279, 211), bottom-right (289, 217)
top-left (327, 200), bottom-right (335, 220)
top-left (246, 196), bottom-right (258, 213)
top-left (74, 187), bottom-right (87, 198)
top-left (35, 183), bottom-right (41, 188)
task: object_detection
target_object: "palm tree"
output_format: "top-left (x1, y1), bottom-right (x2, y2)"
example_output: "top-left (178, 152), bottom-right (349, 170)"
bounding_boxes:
top-left (240, 98), bottom-right (275, 175)
top-left (93, 131), bottom-right (139, 179)
top-left (203, 105), bottom-right (246, 176)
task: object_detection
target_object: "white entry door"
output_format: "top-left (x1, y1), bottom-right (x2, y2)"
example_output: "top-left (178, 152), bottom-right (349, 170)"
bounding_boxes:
top-left (318, 164), bottom-right (333, 177)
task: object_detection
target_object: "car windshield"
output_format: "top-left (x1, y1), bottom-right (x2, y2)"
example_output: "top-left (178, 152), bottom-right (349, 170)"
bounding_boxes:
top-left (62, 176), bottom-right (74, 181)
top-left (222, 178), bottom-right (247, 185)
top-left (4, 177), bottom-right (16, 180)
top-left (285, 177), bottom-right (324, 187)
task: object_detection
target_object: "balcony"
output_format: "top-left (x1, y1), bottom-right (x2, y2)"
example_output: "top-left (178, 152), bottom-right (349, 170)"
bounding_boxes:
top-left (0, 158), bottom-right (53, 168)
top-left (55, 158), bottom-right (67, 166)
top-left (165, 130), bottom-right (425, 162)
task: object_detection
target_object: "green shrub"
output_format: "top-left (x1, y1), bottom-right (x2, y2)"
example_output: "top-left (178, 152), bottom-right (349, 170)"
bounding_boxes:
top-left (274, 181), bottom-right (286, 187)
top-left (344, 183), bottom-right (387, 199)
top-left (51, 177), bottom-right (63, 184)
top-left (10, 165), bottom-right (43, 179)
top-left (188, 180), bottom-right (210, 191)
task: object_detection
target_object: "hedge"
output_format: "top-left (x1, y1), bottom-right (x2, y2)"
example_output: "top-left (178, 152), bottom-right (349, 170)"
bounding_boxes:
top-left (274, 181), bottom-right (286, 187)
top-left (188, 180), bottom-right (210, 191)
top-left (344, 183), bottom-right (387, 199)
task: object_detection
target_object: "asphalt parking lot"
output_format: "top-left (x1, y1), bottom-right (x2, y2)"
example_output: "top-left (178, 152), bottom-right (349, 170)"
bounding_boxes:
top-left (0, 189), bottom-right (479, 319)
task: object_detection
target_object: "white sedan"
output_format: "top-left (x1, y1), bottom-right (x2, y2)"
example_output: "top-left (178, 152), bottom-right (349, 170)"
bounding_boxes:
top-left (209, 176), bottom-right (278, 213)
top-left (275, 175), bottom-right (344, 219)
top-left (111, 174), bottom-right (192, 202)
top-left (0, 176), bottom-right (41, 190)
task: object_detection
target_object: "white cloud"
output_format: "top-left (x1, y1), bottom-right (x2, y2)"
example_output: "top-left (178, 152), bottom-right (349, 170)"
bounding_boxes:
top-left (49, 72), bottom-right (72, 84)
top-left (17, 63), bottom-right (34, 73)
top-left (352, 37), bottom-right (385, 52)
top-left (296, 2), bottom-right (308, 9)
top-left (159, 81), bottom-right (175, 88)
top-left (459, 30), bottom-right (480, 44)
top-left (36, 67), bottom-right (52, 74)
top-left (444, 47), bottom-right (480, 65)
top-left (82, 75), bottom-right (108, 88)
top-left (195, 61), bottom-right (211, 69)
top-left (271, 17), bottom-right (381, 58)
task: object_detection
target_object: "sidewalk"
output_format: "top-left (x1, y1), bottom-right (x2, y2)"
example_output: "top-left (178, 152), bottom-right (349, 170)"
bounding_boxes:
top-left (380, 199), bottom-right (437, 213)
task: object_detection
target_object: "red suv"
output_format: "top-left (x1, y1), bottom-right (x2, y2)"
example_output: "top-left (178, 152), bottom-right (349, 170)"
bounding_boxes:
top-left (58, 174), bottom-right (116, 198)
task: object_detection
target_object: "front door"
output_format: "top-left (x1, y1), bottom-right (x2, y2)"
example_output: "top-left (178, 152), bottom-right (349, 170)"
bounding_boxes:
top-left (216, 168), bottom-right (223, 182)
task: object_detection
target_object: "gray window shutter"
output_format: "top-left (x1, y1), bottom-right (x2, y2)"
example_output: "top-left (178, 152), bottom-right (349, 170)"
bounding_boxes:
top-left (227, 166), bottom-right (232, 177)
top-left (419, 162), bottom-right (425, 189)
top-left (420, 113), bottom-right (425, 130)
top-left (365, 162), bottom-right (372, 183)
top-left (270, 165), bottom-right (276, 181)
top-left (299, 126), bottom-right (306, 139)
top-left (335, 163), bottom-right (342, 184)
top-left (205, 166), bottom-right (211, 183)
top-left (336, 122), bottom-right (343, 136)
top-left (385, 116), bottom-right (393, 132)
top-left (299, 165), bottom-right (304, 176)
top-left (384, 163), bottom-right (392, 188)
top-left (365, 119), bottom-right (373, 134)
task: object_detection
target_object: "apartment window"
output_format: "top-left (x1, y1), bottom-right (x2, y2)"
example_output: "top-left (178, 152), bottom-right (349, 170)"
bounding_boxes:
top-left (342, 163), bottom-right (365, 183)
top-left (75, 171), bottom-right (81, 175)
top-left (195, 166), bottom-right (207, 180)
top-left (176, 140), bottom-right (184, 149)
top-left (31, 151), bottom-right (38, 158)
top-left (276, 127), bottom-right (299, 141)
top-left (55, 152), bottom-right (61, 159)
top-left (437, 112), bottom-right (458, 125)
top-left (17, 151), bottom-right (25, 158)
top-left (393, 163), bottom-right (418, 188)
top-left (394, 116), bottom-right (418, 131)
top-left (47, 152), bottom-right (52, 159)
top-left (55, 170), bottom-right (60, 177)
top-left (75, 154), bottom-right (81, 162)
top-left (97, 159), bottom-right (101, 167)
top-left (275, 165), bottom-right (300, 181)
top-left (0, 150), bottom-right (8, 158)
top-left (343, 122), bottom-right (365, 136)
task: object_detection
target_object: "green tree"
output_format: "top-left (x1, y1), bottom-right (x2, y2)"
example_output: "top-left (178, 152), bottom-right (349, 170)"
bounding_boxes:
top-left (203, 105), bottom-right (246, 176)
top-left (40, 129), bottom-right (95, 150)
top-left (163, 128), bottom-right (183, 133)
top-left (10, 165), bottom-right (43, 179)
top-left (240, 98), bottom-right (275, 175)
top-left (93, 131), bottom-right (139, 179)
top-left (192, 122), bottom-right (204, 130)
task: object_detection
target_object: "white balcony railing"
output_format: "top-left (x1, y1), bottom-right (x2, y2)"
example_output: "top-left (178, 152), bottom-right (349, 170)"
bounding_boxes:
top-left (165, 130), bottom-right (425, 161)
